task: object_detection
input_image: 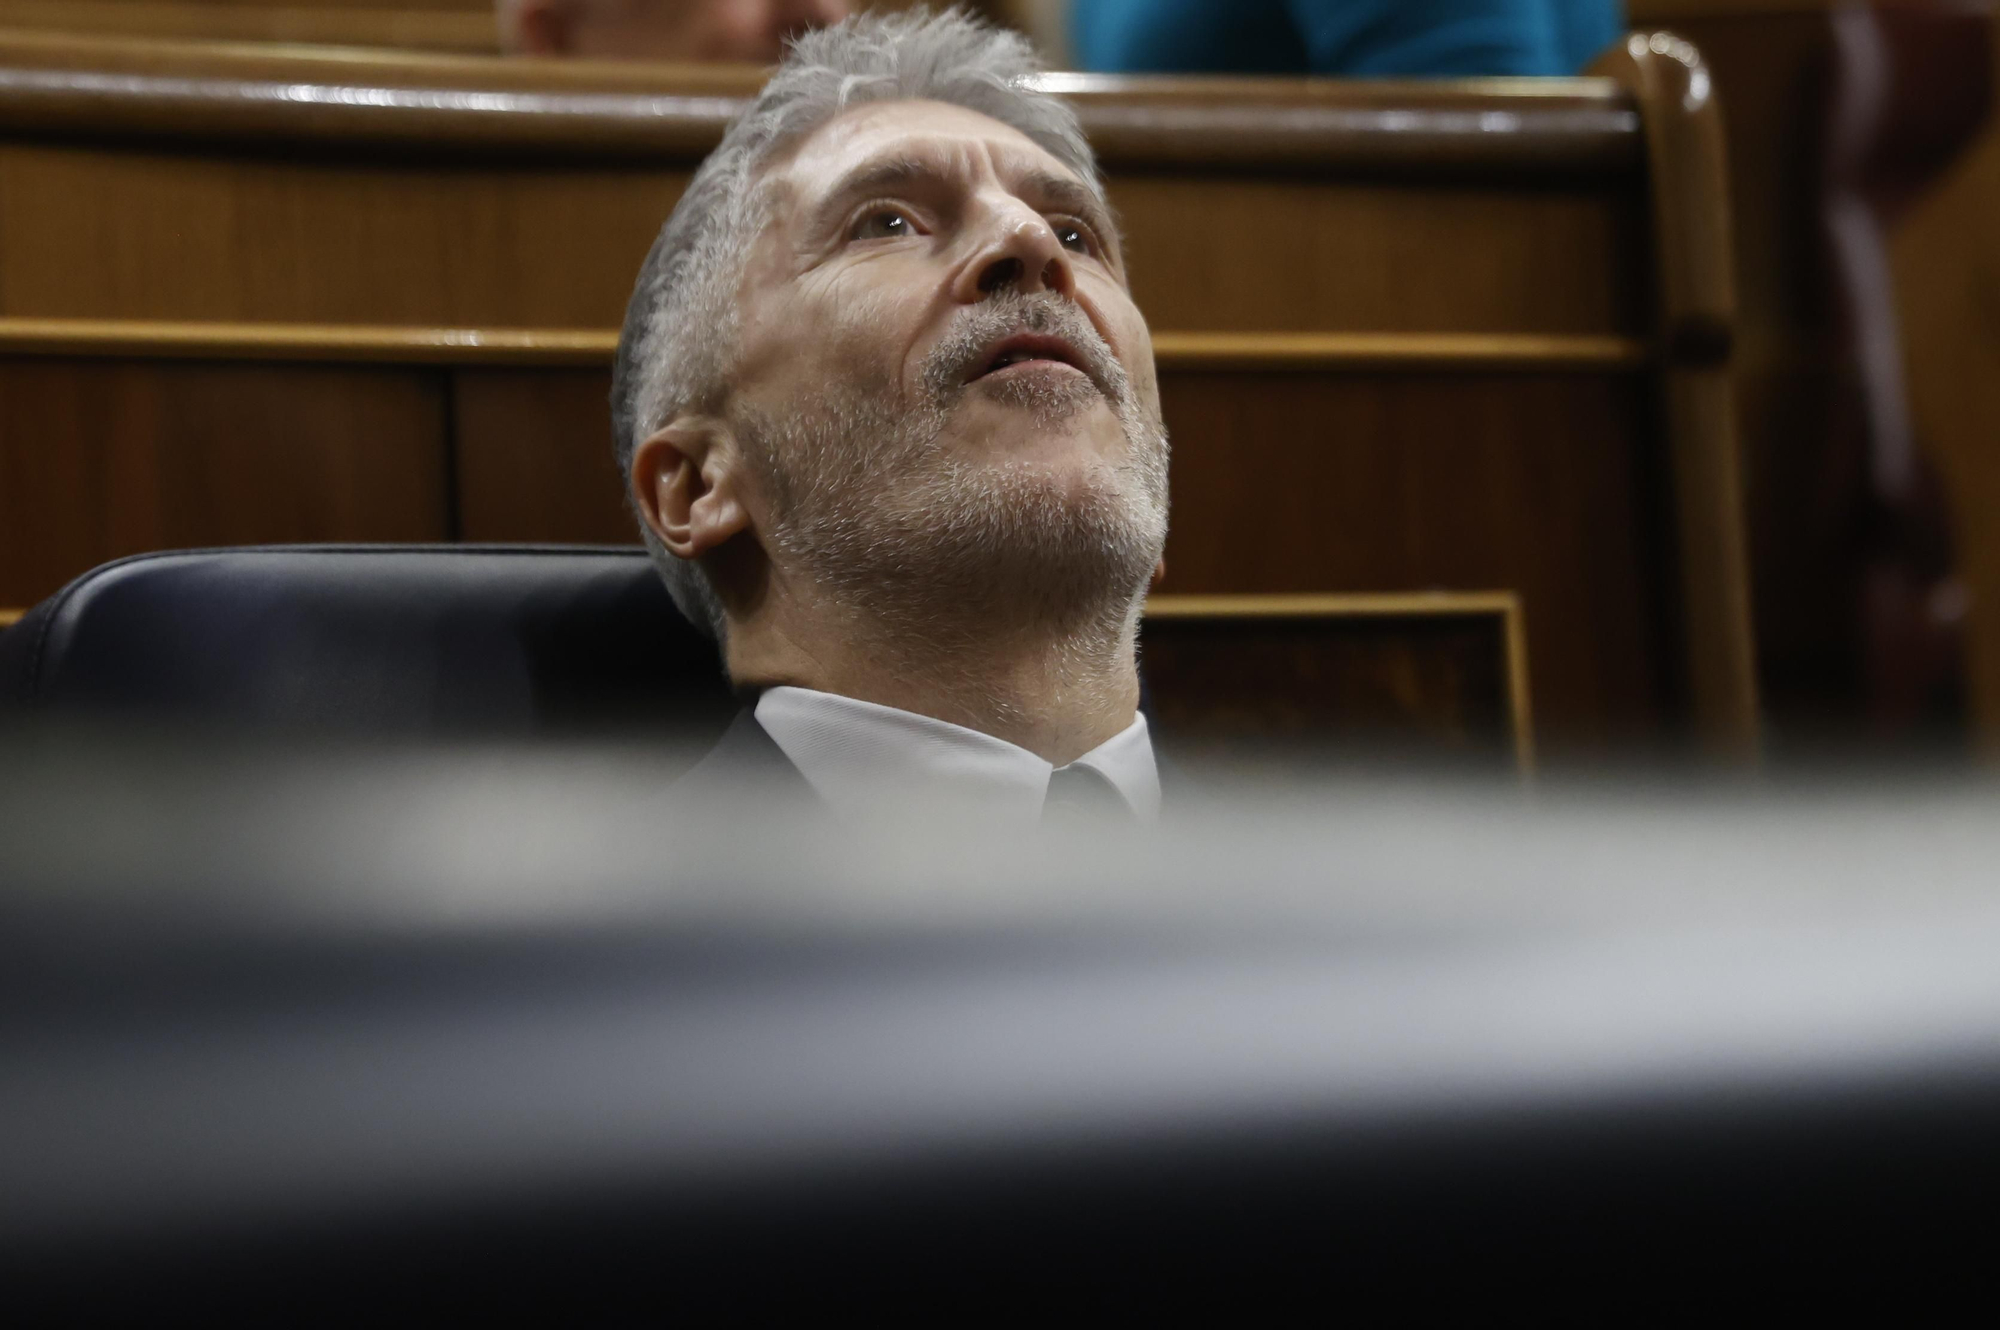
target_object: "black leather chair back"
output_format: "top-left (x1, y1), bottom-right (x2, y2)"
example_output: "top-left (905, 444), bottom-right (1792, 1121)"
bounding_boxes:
top-left (0, 545), bottom-right (737, 738)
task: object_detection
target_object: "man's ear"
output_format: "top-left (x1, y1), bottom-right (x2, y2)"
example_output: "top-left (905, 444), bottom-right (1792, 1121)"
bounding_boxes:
top-left (509, 0), bottom-right (576, 55)
top-left (1150, 557), bottom-right (1168, 590)
top-left (631, 417), bottom-right (752, 560)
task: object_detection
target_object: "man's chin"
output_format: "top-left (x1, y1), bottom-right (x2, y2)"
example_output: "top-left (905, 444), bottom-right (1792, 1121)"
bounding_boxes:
top-left (961, 363), bottom-right (1108, 426)
top-left (950, 395), bottom-right (1127, 468)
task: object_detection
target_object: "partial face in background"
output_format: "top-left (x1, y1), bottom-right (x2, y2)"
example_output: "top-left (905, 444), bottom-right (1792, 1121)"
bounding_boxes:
top-left (723, 99), bottom-right (1169, 627)
top-left (509, 0), bottom-right (852, 64)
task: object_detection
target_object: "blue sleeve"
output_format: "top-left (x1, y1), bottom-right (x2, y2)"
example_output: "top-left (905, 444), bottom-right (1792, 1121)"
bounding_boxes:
top-left (1550, 0), bottom-right (1627, 73)
top-left (1072, 0), bottom-right (1627, 78)
top-left (1284, 0), bottom-right (1627, 78)
top-left (1071, 0), bottom-right (1308, 75)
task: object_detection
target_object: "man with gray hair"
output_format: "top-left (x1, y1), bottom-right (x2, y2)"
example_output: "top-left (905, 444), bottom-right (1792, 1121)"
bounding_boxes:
top-left (615, 7), bottom-right (1171, 823)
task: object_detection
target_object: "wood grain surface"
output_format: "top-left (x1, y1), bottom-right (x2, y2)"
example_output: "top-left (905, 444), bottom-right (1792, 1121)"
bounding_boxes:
top-left (1141, 593), bottom-right (1529, 773)
top-left (1144, 591), bottom-right (1533, 770)
top-left (0, 359), bottom-right (450, 606)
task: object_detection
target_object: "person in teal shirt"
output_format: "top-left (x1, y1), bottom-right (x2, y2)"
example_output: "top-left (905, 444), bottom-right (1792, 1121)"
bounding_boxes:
top-left (1072, 0), bottom-right (1625, 77)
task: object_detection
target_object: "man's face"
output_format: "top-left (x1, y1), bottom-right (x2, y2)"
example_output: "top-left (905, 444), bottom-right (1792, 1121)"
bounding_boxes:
top-left (720, 99), bottom-right (1169, 622)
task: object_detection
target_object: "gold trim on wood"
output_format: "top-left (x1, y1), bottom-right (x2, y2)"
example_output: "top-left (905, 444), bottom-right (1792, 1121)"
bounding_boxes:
top-left (0, 608), bottom-right (23, 628)
top-left (0, 318), bottom-right (619, 366)
top-left (1143, 591), bottom-right (1534, 773)
top-left (1145, 591), bottom-right (1519, 617)
top-left (1152, 332), bottom-right (1648, 372)
top-left (0, 319), bottom-right (1651, 374)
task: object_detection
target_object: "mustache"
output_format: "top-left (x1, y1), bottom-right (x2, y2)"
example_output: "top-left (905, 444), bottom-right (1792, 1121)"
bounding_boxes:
top-left (920, 292), bottom-right (1131, 409)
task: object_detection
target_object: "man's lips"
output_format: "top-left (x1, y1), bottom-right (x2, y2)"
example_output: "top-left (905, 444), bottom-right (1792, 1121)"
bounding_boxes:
top-left (966, 332), bottom-right (1091, 384)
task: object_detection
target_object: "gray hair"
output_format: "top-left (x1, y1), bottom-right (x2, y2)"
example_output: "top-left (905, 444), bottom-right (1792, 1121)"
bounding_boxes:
top-left (609, 6), bottom-right (1104, 641)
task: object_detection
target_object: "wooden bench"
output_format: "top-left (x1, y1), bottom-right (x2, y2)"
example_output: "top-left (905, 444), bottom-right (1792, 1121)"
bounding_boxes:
top-left (0, 30), bottom-right (1757, 760)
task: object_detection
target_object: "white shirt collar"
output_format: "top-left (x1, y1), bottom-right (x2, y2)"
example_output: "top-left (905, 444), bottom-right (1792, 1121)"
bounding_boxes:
top-left (752, 685), bottom-right (1161, 826)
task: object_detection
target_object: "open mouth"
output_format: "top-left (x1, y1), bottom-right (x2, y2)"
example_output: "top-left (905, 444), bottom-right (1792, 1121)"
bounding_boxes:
top-left (967, 332), bottom-right (1090, 384)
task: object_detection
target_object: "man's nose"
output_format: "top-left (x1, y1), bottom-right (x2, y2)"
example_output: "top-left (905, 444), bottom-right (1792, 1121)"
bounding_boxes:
top-left (954, 206), bottom-right (1076, 303)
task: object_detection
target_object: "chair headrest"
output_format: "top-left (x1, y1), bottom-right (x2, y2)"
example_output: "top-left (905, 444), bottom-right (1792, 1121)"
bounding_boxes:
top-left (0, 545), bottom-right (736, 738)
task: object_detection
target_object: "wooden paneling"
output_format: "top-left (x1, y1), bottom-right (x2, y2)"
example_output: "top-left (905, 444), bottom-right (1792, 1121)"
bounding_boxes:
top-left (0, 37), bottom-right (1648, 343)
top-left (0, 146), bottom-right (688, 328)
top-left (0, 140), bottom-right (1645, 341)
top-left (1141, 593), bottom-right (1529, 772)
top-left (1115, 176), bottom-right (1646, 336)
top-left (1155, 371), bottom-right (1667, 747)
top-left (0, 360), bottom-right (448, 605)
top-left (454, 367), bottom-right (628, 543)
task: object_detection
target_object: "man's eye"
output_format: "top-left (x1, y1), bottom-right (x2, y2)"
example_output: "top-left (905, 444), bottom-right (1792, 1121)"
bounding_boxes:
top-left (852, 209), bottom-right (915, 241)
top-left (1052, 220), bottom-right (1095, 255)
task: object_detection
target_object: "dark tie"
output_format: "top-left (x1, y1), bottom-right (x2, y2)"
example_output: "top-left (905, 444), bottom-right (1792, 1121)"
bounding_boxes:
top-left (1042, 763), bottom-right (1134, 825)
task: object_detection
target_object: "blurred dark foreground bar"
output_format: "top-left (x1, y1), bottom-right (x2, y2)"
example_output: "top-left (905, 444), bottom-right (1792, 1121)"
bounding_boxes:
top-left (4, 725), bottom-right (2000, 1312)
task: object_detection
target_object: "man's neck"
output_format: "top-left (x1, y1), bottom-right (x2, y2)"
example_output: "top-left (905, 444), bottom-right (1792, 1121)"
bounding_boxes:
top-left (728, 599), bottom-right (1142, 767)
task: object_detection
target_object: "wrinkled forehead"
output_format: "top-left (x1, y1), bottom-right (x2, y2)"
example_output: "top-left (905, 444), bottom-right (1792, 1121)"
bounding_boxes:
top-left (752, 98), bottom-right (1103, 221)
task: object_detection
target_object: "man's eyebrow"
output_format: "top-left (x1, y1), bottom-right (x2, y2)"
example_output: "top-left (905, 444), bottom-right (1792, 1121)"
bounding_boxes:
top-left (803, 153), bottom-right (1118, 256)
top-left (1020, 170), bottom-right (1117, 247)
top-left (806, 155), bottom-right (949, 239)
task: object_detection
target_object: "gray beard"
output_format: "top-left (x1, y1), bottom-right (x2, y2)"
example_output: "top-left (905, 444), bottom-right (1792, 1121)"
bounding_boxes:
top-left (742, 293), bottom-right (1170, 652)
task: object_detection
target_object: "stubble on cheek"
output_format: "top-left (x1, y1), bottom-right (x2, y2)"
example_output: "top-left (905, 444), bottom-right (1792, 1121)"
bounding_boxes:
top-left (826, 285), bottom-right (919, 399)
